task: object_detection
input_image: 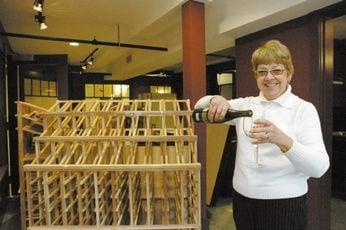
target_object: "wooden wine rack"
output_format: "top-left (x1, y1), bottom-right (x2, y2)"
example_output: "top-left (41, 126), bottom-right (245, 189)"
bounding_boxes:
top-left (17, 99), bottom-right (201, 230)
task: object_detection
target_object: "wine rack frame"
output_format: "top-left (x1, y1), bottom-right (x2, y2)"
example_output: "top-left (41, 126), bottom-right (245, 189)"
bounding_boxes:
top-left (17, 99), bottom-right (201, 230)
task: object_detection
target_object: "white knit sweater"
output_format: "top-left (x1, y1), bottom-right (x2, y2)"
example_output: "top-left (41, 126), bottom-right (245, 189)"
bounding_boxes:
top-left (195, 85), bottom-right (330, 199)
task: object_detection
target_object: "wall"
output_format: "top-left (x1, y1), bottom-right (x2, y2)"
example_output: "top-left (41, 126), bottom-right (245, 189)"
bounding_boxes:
top-left (333, 39), bottom-right (346, 108)
top-left (6, 54), bottom-right (68, 194)
top-left (125, 75), bottom-right (183, 99)
top-left (68, 71), bottom-right (109, 100)
top-left (206, 60), bottom-right (235, 95)
top-left (0, 21), bottom-right (12, 195)
top-left (332, 38), bottom-right (346, 199)
top-left (333, 38), bottom-right (346, 131)
top-left (24, 97), bottom-right (57, 109)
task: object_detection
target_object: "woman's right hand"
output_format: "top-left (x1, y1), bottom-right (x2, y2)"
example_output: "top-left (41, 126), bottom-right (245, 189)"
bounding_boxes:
top-left (208, 95), bottom-right (231, 122)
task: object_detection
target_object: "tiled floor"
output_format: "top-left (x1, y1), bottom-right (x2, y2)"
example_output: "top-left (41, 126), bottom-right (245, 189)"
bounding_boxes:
top-left (330, 197), bottom-right (346, 230)
top-left (0, 196), bottom-right (21, 230)
top-left (209, 196), bottom-right (346, 230)
top-left (0, 195), bottom-right (345, 229)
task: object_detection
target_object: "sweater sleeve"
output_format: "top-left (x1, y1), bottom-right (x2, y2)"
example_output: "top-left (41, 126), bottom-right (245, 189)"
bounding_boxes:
top-left (285, 103), bottom-right (330, 178)
top-left (193, 96), bottom-right (247, 125)
top-left (194, 96), bottom-right (214, 109)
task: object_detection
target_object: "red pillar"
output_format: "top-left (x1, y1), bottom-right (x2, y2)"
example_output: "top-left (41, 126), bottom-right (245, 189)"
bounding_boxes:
top-left (182, 1), bottom-right (206, 104)
top-left (182, 1), bottom-right (207, 228)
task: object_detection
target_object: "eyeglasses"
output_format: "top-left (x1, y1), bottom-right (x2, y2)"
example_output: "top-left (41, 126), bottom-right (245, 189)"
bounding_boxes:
top-left (255, 69), bottom-right (286, 77)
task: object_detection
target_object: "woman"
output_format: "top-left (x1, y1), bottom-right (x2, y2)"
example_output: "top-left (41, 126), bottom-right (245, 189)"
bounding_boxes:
top-left (195, 40), bottom-right (329, 230)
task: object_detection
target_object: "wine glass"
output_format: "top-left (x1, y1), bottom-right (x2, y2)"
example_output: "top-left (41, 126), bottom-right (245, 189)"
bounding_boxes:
top-left (242, 108), bottom-right (265, 167)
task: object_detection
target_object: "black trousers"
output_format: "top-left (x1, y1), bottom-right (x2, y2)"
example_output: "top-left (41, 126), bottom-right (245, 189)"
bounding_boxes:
top-left (232, 190), bottom-right (307, 230)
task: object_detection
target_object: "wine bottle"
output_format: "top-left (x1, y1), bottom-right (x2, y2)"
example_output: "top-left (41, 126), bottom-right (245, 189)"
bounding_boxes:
top-left (192, 108), bottom-right (253, 123)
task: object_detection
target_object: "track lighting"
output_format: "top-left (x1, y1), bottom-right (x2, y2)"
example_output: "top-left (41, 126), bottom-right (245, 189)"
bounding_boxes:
top-left (33, 0), bottom-right (44, 12)
top-left (80, 48), bottom-right (99, 72)
top-left (35, 12), bottom-right (48, 30)
top-left (33, 0), bottom-right (47, 30)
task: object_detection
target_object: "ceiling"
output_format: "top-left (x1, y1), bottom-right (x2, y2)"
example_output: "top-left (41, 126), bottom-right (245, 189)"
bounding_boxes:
top-left (0, 0), bottom-right (343, 80)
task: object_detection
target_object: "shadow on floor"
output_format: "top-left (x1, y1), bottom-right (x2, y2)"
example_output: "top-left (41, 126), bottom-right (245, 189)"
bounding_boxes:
top-left (0, 196), bottom-right (21, 230)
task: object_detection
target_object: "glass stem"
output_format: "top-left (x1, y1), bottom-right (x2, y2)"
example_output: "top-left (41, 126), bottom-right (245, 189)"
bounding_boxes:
top-left (256, 144), bottom-right (259, 164)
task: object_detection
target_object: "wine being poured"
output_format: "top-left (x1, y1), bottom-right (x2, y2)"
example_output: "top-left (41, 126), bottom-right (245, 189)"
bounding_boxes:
top-left (192, 108), bottom-right (253, 123)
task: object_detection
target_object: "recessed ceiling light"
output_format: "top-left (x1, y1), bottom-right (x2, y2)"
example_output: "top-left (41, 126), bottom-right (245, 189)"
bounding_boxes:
top-left (69, 42), bottom-right (79, 47)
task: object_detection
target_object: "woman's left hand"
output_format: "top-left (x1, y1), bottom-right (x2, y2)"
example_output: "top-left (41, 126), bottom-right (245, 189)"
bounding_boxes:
top-left (249, 119), bottom-right (293, 153)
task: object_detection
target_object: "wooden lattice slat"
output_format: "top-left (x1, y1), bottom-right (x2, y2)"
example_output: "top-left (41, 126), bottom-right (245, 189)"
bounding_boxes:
top-left (18, 99), bottom-right (201, 230)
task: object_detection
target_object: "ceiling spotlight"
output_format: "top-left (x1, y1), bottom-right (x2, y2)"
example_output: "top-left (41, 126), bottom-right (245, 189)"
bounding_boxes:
top-left (81, 64), bottom-right (87, 70)
top-left (40, 22), bottom-right (48, 30)
top-left (33, 0), bottom-right (44, 12)
top-left (87, 57), bottom-right (94, 65)
top-left (35, 12), bottom-right (48, 30)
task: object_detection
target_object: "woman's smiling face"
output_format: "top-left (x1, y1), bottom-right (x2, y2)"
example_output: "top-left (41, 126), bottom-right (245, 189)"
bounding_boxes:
top-left (255, 63), bottom-right (292, 100)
